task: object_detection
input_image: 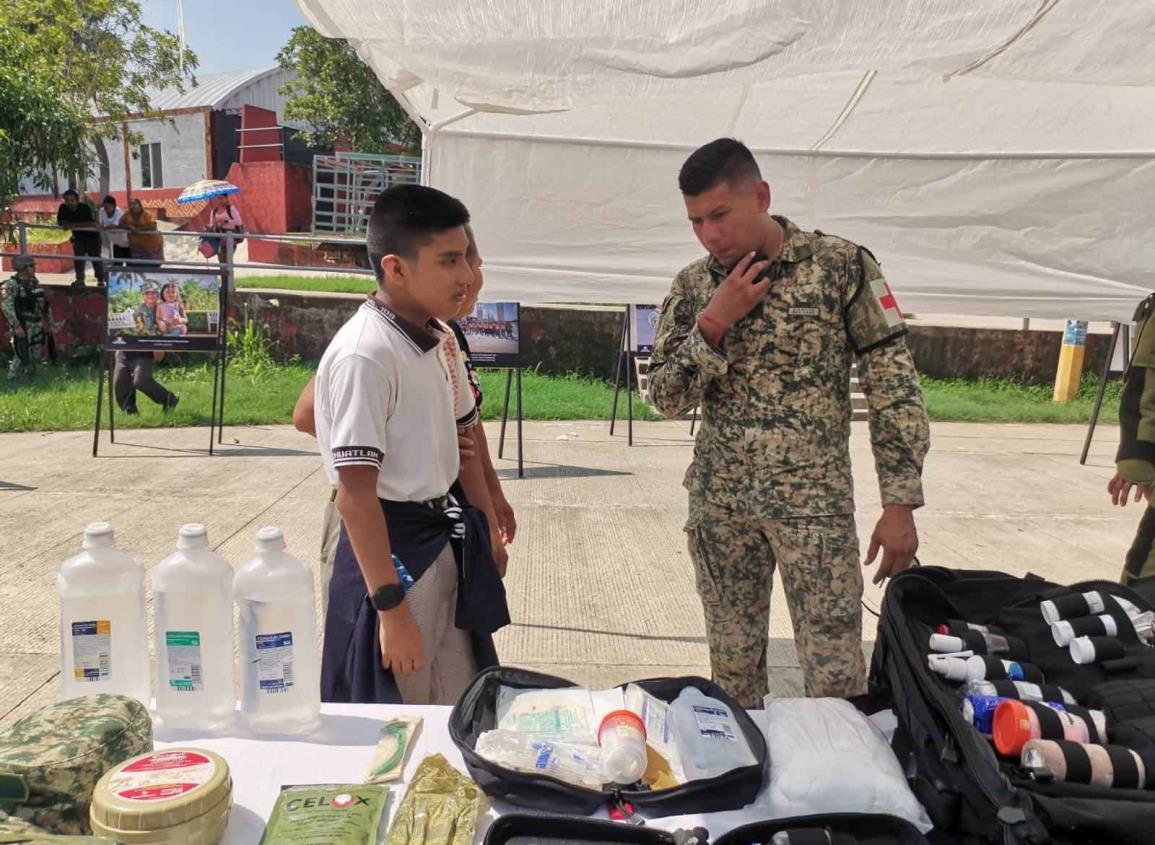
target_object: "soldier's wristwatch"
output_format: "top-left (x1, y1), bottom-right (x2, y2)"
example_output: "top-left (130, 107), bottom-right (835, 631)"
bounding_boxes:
top-left (370, 583), bottom-right (406, 612)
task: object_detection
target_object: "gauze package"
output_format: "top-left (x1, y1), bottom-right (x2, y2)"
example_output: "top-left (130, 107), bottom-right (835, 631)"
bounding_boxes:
top-left (496, 686), bottom-right (623, 744)
top-left (758, 697), bottom-right (933, 833)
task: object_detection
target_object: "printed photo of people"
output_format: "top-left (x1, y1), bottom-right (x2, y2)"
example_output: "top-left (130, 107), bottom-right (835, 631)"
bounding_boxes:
top-left (460, 301), bottom-right (521, 367)
top-left (107, 269), bottom-right (222, 352)
top-left (629, 304), bottom-right (661, 353)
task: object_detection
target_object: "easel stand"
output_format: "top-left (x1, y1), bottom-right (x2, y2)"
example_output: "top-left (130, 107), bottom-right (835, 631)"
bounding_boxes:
top-left (92, 349), bottom-right (227, 456)
top-left (609, 309), bottom-right (636, 446)
top-left (495, 367), bottom-right (525, 478)
top-left (1081, 320), bottom-right (1129, 465)
top-left (92, 265), bottom-right (230, 457)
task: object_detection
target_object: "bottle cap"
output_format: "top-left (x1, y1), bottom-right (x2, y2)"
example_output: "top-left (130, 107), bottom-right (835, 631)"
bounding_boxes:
top-left (1040, 600), bottom-right (1060, 626)
top-left (177, 523), bottom-right (209, 550)
top-left (1052, 621), bottom-right (1074, 647)
top-left (255, 526), bottom-right (286, 552)
top-left (83, 522), bottom-right (115, 549)
top-left (993, 699), bottom-right (1035, 757)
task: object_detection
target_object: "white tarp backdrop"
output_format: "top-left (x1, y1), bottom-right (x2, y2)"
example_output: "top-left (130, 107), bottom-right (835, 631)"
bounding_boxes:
top-left (296, 1), bottom-right (1155, 320)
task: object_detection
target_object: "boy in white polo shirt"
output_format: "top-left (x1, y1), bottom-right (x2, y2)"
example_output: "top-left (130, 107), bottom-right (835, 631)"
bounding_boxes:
top-left (317, 185), bottom-right (508, 705)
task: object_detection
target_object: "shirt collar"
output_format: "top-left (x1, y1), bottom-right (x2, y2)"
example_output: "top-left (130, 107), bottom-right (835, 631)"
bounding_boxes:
top-left (707, 215), bottom-right (813, 278)
top-left (363, 295), bottom-right (444, 353)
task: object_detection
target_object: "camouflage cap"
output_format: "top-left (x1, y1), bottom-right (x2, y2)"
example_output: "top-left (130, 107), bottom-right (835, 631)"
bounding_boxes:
top-left (11, 257), bottom-right (35, 271)
top-left (0, 696), bottom-right (152, 836)
top-left (140, 281), bottom-right (160, 293)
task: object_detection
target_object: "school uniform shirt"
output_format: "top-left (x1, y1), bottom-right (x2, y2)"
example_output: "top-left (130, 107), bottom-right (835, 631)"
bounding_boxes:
top-left (316, 296), bottom-right (478, 503)
top-left (98, 207), bottom-right (129, 249)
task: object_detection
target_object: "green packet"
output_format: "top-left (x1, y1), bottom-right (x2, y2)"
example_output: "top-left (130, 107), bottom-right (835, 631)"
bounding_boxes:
top-left (259, 784), bottom-right (391, 845)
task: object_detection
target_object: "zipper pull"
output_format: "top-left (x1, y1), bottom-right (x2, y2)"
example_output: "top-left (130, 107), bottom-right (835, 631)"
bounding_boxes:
top-left (608, 793), bottom-right (644, 826)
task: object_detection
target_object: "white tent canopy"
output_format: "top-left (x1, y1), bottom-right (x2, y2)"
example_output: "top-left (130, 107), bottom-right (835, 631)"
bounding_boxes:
top-left (297, 1), bottom-right (1155, 320)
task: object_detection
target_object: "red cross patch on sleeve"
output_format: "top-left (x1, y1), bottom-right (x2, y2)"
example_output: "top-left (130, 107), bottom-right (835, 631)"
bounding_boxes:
top-left (870, 278), bottom-right (904, 328)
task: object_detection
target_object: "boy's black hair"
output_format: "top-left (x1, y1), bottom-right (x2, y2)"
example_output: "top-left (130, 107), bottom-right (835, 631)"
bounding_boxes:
top-left (366, 185), bottom-right (470, 282)
top-left (678, 138), bottom-right (762, 196)
top-left (102, 195), bottom-right (116, 207)
top-left (62, 189), bottom-right (80, 200)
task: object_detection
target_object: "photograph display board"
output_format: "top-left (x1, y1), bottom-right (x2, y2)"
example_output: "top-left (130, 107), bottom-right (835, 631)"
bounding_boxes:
top-left (629, 304), bottom-right (661, 353)
top-left (106, 268), bottom-right (223, 352)
top-left (460, 301), bottom-right (521, 367)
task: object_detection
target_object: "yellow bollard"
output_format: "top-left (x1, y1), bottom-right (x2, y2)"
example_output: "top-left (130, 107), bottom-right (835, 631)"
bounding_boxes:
top-left (1053, 319), bottom-right (1088, 403)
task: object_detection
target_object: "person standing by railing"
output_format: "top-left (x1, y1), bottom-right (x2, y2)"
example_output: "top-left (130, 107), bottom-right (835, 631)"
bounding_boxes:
top-left (121, 198), bottom-right (166, 263)
top-left (56, 190), bottom-right (105, 288)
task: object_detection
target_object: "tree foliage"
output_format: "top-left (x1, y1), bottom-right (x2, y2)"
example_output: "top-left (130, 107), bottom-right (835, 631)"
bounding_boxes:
top-left (1, 0), bottom-right (198, 202)
top-left (277, 26), bottom-right (421, 153)
top-left (0, 23), bottom-right (88, 208)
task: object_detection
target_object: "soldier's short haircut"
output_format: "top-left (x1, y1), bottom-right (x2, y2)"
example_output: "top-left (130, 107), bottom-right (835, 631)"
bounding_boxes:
top-left (62, 189), bottom-right (79, 200)
top-left (679, 138), bottom-right (762, 196)
top-left (366, 185), bottom-right (471, 282)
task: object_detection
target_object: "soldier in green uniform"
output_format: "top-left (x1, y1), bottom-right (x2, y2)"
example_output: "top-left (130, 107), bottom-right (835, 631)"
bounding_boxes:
top-left (649, 139), bottom-right (930, 706)
top-left (1108, 293), bottom-right (1155, 584)
top-left (2, 257), bottom-right (59, 379)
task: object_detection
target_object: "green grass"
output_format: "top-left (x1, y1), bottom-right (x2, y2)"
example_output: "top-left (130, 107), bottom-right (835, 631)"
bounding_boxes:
top-left (922, 375), bottom-right (1122, 424)
top-left (0, 362), bottom-right (660, 433)
top-left (0, 360), bottom-right (1123, 433)
top-left (22, 227), bottom-right (70, 245)
top-left (234, 275), bottom-right (375, 295)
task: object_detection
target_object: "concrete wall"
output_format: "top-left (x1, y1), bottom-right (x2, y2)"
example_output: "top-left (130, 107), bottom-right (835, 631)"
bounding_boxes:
top-left (84, 112), bottom-right (208, 194)
top-left (0, 285), bottom-right (1120, 388)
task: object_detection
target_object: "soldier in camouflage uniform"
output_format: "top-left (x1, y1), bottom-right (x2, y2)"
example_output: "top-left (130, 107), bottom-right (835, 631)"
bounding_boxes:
top-left (0, 695), bottom-right (151, 837)
top-left (649, 139), bottom-right (930, 707)
top-left (2, 257), bottom-right (58, 380)
top-left (1108, 293), bottom-right (1155, 584)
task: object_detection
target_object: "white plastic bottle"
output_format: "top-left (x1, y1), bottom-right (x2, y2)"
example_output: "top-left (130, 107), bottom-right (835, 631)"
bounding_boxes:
top-left (670, 687), bottom-right (756, 780)
top-left (153, 524), bottom-right (235, 731)
top-left (58, 522), bottom-right (149, 704)
top-left (234, 527), bottom-right (320, 734)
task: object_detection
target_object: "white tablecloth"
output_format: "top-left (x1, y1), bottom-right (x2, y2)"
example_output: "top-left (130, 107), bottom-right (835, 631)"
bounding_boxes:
top-left (154, 703), bottom-right (783, 844)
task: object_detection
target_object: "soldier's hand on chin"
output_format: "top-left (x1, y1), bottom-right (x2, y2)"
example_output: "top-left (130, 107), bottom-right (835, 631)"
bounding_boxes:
top-left (698, 252), bottom-right (771, 344)
top-left (864, 504), bottom-right (919, 585)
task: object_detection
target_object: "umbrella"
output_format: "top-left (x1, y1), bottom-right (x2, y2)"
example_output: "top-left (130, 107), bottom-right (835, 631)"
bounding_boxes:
top-left (176, 179), bottom-right (240, 204)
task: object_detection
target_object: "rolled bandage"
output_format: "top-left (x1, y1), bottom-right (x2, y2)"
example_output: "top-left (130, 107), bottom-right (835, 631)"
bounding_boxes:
top-left (1070, 636), bottom-right (1126, 666)
top-left (1041, 592), bottom-right (1109, 626)
top-left (993, 699), bottom-right (1105, 757)
top-left (1022, 739), bottom-right (1147, 790)
top-left (1052, 614), bottom-right (1118, 647)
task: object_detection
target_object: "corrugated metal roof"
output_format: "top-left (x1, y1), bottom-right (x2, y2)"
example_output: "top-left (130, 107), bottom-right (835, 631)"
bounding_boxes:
top-left (144, 67), bottom-right (284, 112)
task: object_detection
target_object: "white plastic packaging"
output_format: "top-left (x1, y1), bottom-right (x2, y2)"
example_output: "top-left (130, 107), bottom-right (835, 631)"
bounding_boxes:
top-left (670, 687), bottom-right (756, 780)
top-left (58, 523), bottom-right (149, 704)
top-left (234, 527), bottom-right (320, 734)
top-left (624, 683), bottom-right (685, 780)
top-left (475, 729), bottom-right (604, 789)
top-left (759, 697), bottom-right (933, 834)
top-left (496, 686), bottom-right (623, 744)
top-left (153, 524), bottom-right (235, 731)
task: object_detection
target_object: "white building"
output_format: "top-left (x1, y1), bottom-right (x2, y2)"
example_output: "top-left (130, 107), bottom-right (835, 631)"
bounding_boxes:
top-left (19, 67), bottom-right (299, 198)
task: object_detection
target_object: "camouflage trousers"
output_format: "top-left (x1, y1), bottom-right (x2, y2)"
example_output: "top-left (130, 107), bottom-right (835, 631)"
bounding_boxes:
top-left (6, 329), bottom-right (45, 379)
top-left (686, 495), bottom-right (867, 709)
top-left (1123, 502), bottom-right (1155, 586)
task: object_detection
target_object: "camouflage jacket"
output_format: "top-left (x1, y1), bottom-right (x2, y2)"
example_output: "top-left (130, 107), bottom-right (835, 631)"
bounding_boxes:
top-left (648, 216), bottom-right (930, 518)
top-left (1, 277), bottom-right (49, 330)
top-left (1116, 293), bottom-right (1155, 484)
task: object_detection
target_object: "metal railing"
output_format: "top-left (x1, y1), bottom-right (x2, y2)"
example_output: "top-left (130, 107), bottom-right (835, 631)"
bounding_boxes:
top-left (4, 220), bottom-right (378, 280)
top-left (312, 152), bottom-right (421, 236)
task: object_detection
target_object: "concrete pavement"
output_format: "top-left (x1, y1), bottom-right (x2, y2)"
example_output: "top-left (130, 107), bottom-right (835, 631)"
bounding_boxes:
top-left (0, 418), bottom-right (1135, 726)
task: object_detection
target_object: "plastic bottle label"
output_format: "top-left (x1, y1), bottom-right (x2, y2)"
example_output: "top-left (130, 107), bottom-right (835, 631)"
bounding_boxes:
top-left (165, 631), bottom-right (204, 692)
top-left (255, 632), bottom-right (295, 693)
top-left (693, 704), bottom-right (738, 741)
top-left (71, 620), bottom-right (111, 681)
